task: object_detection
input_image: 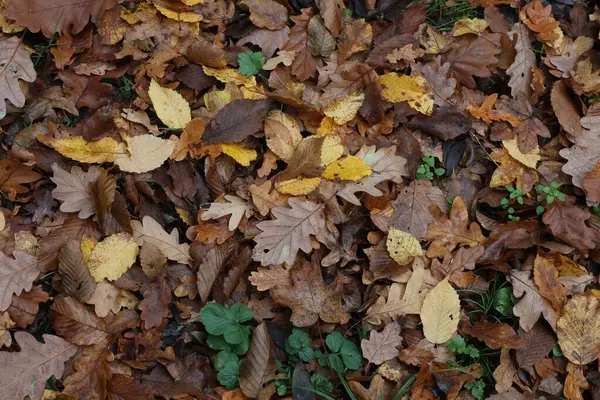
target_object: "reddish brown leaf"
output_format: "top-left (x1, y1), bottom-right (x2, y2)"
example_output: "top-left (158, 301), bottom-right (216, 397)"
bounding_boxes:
top-left (139, 277), bottom-right (171, 329)
top-left (283, 8), bottom-right (318, 82)
top-left (463, 322), bottom-right (525, 349)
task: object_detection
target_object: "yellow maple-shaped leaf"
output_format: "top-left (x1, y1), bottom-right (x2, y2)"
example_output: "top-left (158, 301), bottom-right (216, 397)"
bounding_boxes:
top-left (154, 4), bottom-right (202, 22)
top-left (320, 135), bottom-right (344, 166)
top-left (452, 18), bottom-right (489, 36)
top-left (51, 136), bottom-right (118, 163)
top-left (221, 143), bottom-right (258, 166)
top-left (115, 134), bottom-right (177, 173)
top-left (386, 228), bottom-right (423, 266)
top-left (502, 138), bottom-right (540, 169)
top-left (322, 155), bottom-right (371, 181)
top-left (323, 93), bottom-right (365, 125)
top-left (148, 80), bottom-right (191, 129)
top-left (87, 233), bottom-right (139, 282)
top-left (557, 295), bottom-right (600, 365)
top-left (377, 73), bottom-right (434, 115)
top-left (420, 278), bottom-right (460, 344)
top-left (202, 66), bottom-right (257, 88)
top-left (275, 177), bottom-right (321, 195)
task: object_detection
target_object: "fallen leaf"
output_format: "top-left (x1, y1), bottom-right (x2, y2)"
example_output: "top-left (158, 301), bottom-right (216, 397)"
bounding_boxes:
top-left (463, 322), bottom-right (524, 349)
top-left (542, 201), bottom-right (596, 253)
top-left (361, 323), bottom-right (403, 366)
top-left (378, 73), bottom-right (434, 115)
top-left (239, 322), bottom-right (275, 397)
top-left (533, 253), bottom-right (567, 312)
top-left (221, 143), bottom-right (258, 167)
top-left (557, 295), bottom-right (600, 365)
top-left (201, 195), bottom-right (253, 231)
top-left (322, 155), bottom-right (372, 181)
top-left (510, 270), bottom-right (557, 332)
top-left (443, 34), bottom-right (499, 88)
top-left (51, 136), bottom-right (118, 163)
top-left (50, 163), bottom-right (101, 219)
top-left (283, 8), bottom-right (318, 82)
top-left (132, 216), bottom-right (191, 265)
top-left (115, 135), bottom-right (176, 173)
top-left (87, 233), bottom-right (139, 282)
top-left (506, 23), bottom-right (535, 99)
top-left (58, 240), bottom-right (96, 302)
top-left (148, 80), bottom-right (191, 129)
top-left (386, 228), bottom-right (423, 266)
top-left (202, 99), bottom-right (270, 144)
top-left (0, 251), bottom-right (40, 311)
top-left (420, 278), bottom-right (460, 344)
top-left (51, 297), bottom-right (109, 345)
top-left (0, 312), bottom-right (15, 347)
top-left (323, 93), bottom-right (365, 124)
top-left (308, 16), bottom-right (335, 57)
top-left (493, 348), bottom-right (517, 393)
top-left (242, 0), bottom-right (287, 30)
top-left (0, 35), bottom-right (36, 119)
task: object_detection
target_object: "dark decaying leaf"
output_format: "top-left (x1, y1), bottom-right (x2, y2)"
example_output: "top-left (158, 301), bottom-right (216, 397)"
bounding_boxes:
top-left (202, 99), bottom-right (270, 144)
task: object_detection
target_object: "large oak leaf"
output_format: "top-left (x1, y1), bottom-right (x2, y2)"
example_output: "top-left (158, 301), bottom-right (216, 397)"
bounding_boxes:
top-left (0, 251), bottom-right (40, 311)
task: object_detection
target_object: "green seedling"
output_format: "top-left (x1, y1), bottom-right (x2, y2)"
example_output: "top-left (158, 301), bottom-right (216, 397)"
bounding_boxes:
top-left (535, 182), bottom-right (565, 215)
top-left (416, 156), bottom-right (445, 180)
top-left (500, 185), bottom-right (529, 221)
top-left (314, 331), bottom-right (363, 372)
top-left (285, 328), bottom-right (314, 362)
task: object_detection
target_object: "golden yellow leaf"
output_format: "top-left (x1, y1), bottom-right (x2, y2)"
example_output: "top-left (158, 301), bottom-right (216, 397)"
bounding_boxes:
top-left (264, 110), bottom-right (303, 161)
top-left (275, 177), bottom-right (321, 195)
top-left (557, 295), bottom-right (600, 365)
top-left (120, 2), bottom-right (156, 24)
top-left (316, 116), bottom-right (349, 136)
top-left (452, 18), bottom-right (489, 36)
top-left (115, 134), bottom-right (177, 173)
top-left (323, 93), bottom-right (365, 125)
top-left (240, 85), bottom-right (267, 100)
top-left (221, 143), bottom-right (258, 166)
top-left (202, 66), bottom-right (257, 88)
top-left (322, 155), bottom-right (371, 181)
top-left (386, 228), bottom-right (423, 266)
top-left (51, 136), bottom-right (117, 163)
top-left (80, 236), bottom-right (97, 262)
top-left (377, 73), bottom-right (434, 115)
top-left (502, 138), bottom-right (540, 169)
top-left (320, 135), bottom-right (344, 166)
top-left (420, 278), bottom-right (460, 344)
top-left (204, 83), bottom-right (242, 113)
top-left (181, 0), bottom-right (203, 5)
top-left (87, 233), bottom-right (139, 282)
top-left (148, 80), bottom-right (191, 129)
top-left (154, 4), bottom-right (202, 22)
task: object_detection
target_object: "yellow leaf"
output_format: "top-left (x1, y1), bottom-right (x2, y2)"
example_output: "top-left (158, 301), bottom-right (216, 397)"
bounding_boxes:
top-left (265, 110), bottom-right (303, 161)
top-left (115, 134), bottom-right (177, 173)
top-left (275, 177), bottom-right (321, 195)
top-left (502, 138), bottom-right (540, 169)
top-left (240, 84), bottom-right (267, 100)
top-left (0, 211), bottom-right (4, 231)
top-left (420, 278), bottom-right (460, 344)
top-left (322, 155), bottom-right (371, 181)
top-left (202, 66), bottom-right (257, 88)
top-left (148, 80), bottom-right (191, 129)
top-left (557, 295), bottom-right (600, 365)
top-left (120, 3), bottom-right (156, 25)
top-left (51, 136), bottom-right (117, 163)
top-left (386, 228), bottom-right (423, 266)
top-left (377, 73), bottom-right (434, 115)
top-left (154, 4), bottom-right (202, 22)
top-left (320, 135), bottom-right (344, 166)
top-left (181, 0), bottom-right (203, 5)
top-left (221, 143), bottom-right (258, 166)
top-left (80, 236), bottom-right (97, 262)
top-left (204, 83), bottom-right (243, 113)
top-left (317, 116), bottom-right (345, 136)
top-left (452, 18), bottom-right (489, 36)
top-left (323, 93), bottom-right (365, 125)
top-left (87, 233), bottom-right (139, 282)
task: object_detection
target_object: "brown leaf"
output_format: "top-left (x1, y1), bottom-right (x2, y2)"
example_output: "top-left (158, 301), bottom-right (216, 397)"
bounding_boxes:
top-left (139, 277), bottom-right (171, 329)
top-left (108, 366), bottom-right (204, 399)
top-left (0, 36), bottom-right (36, 116)
top-left (90, 170), bottom-right (116, 234)
top-left (51, 297), bottom-right (110, 345)
top-left (551, 80), bottom-right (582, 137)
top-left (62, 342), bottom-right (111, 400)
top-left (399, 346), bottom-right (435, 367)
top-left (516, 321), bottom-right (556, 368)
top-left (7, 285), bottom-right (50, 328)
top-left (249, 264), bottom-right (292, 291)
top-left (510, 270), bottom-right (558, 332)
top-left (0, 332), bottom-right (77, 400)
top-left (463, 322), bottom-right (524, 349)
top-left (193, 241), bottom-right (236, 302)
top-left (583, 162), bottom-right (600, 204)
top-left (338, 19), bottom-right (372, 61)
top-left (542, 201), bottom-right (596, 253)
top-left (4, 0), bottom-right (119, 36)
top-left (361, 323), bottom-right (403, 366)
top-left (139, 243), bottom-right (167, 280)
top-left (249, 180), bottom-right (290, 216)
top-left (497, 93), bottom-right (550, 153)
top-left (349, 374), bottom-right (387, 400)
top-left (0, 312), bottom-right (15, 347)
top-left (58, 240), bottom-right (96, 303)
top-left (242, 0), bottom-right (288, 30)
top-left (270, 259), bottom-right (349, 327)
top-left (415, 59), bottom-right (456, 104)
top-left (406, 106), bottom-right (472, 141)
top-left (0, 251), bottom-right (40, 311)
top-left (506, 23), bottom-right (535, 99)
top-left (187, 39), bottom-right (227, 68)
top-left (240, 322), bottom-right (275, 397)
top-left (316, 0), bottom-right (343, 36)
top-left (283, 8), bottom-right (318, 81)
top-left (238, 27), bottom-right (290, 58)
top-left (443, 34), bottom-right (500, 88)
top-left (0, 159), bottom-right (42, 195)
top-left (425, 196), bottom-right (485, 258)
top-left (277, 135), bottom-right (325, 182)
top-left (202, 99), bottom-right (270, 144)
top-left (533, 253), bottom-right (567, 312)
top-left (493, 348), bottom-right (517, 393)
top-left (308, 16), bottom-right (335, 57)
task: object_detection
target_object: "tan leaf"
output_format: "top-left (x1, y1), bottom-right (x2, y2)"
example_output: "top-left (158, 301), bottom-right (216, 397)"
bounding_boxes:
top-left (249, 180), bottom-right (289, 216)
top-left (86, 281), bottom-right (134, 318)
top-left (506, 23), bottom-right (535, 99)
top-left (270, 259), bottom-right (349, 327)
top-left (316, 0), bottom-right (343, 36)
top-left (51, 297), bottom-right (109, 346)
top-left (510, 270), bottom-right (558, 332)
top-left (87, 233), bottom-right (139, 282)
top-left (264, 110), bottom-right (303, 161)
top-left (249, 265), bottom-right (291, 291)
top-left (0, 312), bottom-right (15, 347)
top-left (58, 240), bottom-right (96, 303)
top-left (132, 216), bottom-right (191, 265)
top-left (420, 279), bottom-right (460, 344)
top-left (493, 348), bottom-right (517, 393)
top-left (533, 253), bottom-right (567, 312)
top-left (386, 228), bottom-right (423, 266)
top-left (551, 80), bottom-right (582, 137)
top-left (463, 322), bottom-right (524, 349)
top-left (0, 332), bottom-right (77, 400)
top-left (0, 35), bottom-right (36, 118)
top-left (240, 322), bottom-right (275, 397)
top-left (201, 195), bottom-right (253, 231)
top-left (192, 241), bottom-right (236, 303)
top-left (0, 251), bottom-right (40, 311)
top-left (557, 295), bottom-right (600, 365)
top-left (361, 323), bottom-right (403, 366)
top-left (115, 135), bottom-right (176, 173)
top-left (242, 0), bottom-right (288, 30)
top-left (277, 135), bottom-right (325, 183)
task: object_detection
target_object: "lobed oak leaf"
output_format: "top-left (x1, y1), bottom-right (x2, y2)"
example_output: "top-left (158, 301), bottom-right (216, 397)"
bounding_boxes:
top-left (425, 196), bottom-right (485, 258)
top-left (463, 322), bottom-right (524, 349)
top-left (509, 270), bottom-right (557, 332)
top-left (557, 295), bottom-right (600, 365)
top-left (560, 115), bottom-right (600, 190)
top-left (7, 286), bottom-right (50, 328)
top-left (249, 180), bottom-right (289, 216)
top-left (490, 147), bottom-right (539, 193)
top-left (239, 322), bottom-right (276, 397)
top-left (0, 251), bottom-right (40, 311)
top-left (242, 0), bottom-right (287, 30)
top-left (139, 277), bottom-right (171, 329)
top-left (467, 93), bottom-right (521, 127)
top-left (443, 34), bottom-right (500, 88)
top-left (0, 36), bottom-right (36, 119)
top-left (49, 163), bottom-right (100, 219)
top-left (283, 8), bottom-right (318, 82)
top-left (201, 195), bottom-right (253, 231)
top-left (420, 279), bottom-right (460, 344)
top-left (132, 216), bottom-right (191, 265)
top-left (270, 259), bottom-right (349, 327)
top-left (0, 159), bottom-right (42, 195)
top-left (361, 323), bottom-right (403, 366)
top-left (249, 264), bottom-right (292, 291)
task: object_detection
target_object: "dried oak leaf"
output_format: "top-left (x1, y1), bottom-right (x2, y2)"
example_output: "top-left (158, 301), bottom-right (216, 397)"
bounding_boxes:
top-left (249, 180), bottom-right (290, 216)
top-left (443, 33), bottom-right (500, 88)
top-left (242, 0), bottom-right (287, 30)
top-left (425, 196), bottom-right (485, 258)
top-left (139, 277), bottom-right (171, 329)
top-left (0, 332), bottom-right (77, 400)
top-left (132, 216), bottom-right (191, 265)
top-left (509, 270), bottom-right (557, 332)
top-left (490, 147), bottom-right (539, 193)
top-left (493, 348), bottom-right (517, 394)
top-left (366, 258), bottom-right (426, 325)
top-left (542, 201), bottom-right (595, 253)
top-left (415, 59), bottom-right (456, 105)
top-left (338, 19), bottom-right (372, 61)
top-left (496, 93), bottom-right (550, 153)
top-left (7, 285), bottom-right (50, 328)
top-left (506, 23), bottom-right (535, 99)
top-left (283, 8), bottom-right (318, 82)
top-left (0, 159), bottom-right (42, 195)
top-left (361, 323), bottom-right (403, 366)
top-left (557, 295), bottom-right (600, 365)
top-left (0, 251), bottom-right (40, 311)
top-left (51, 296), bottom-right (110, 346)
top-left (0, 35), bottom-right (36, 119)
top-left (463, 322), bottom-right (524, 349)
top-left (249, 264), bottom-right (291, 291)
top-left (270, 259), bottom-right (349, 327)
top-left (201, 195), bottom-right (253, 231)
top-left (240, 322), bottom-right (276, 397)
top-left (533, 253), bottom-right (567, 312)
top-left (550, 80), bottom-right (582, 137)
top-left (560, 116), bottom-right (600, 189)
top-left (202, 99), bottom-right (270, 144)
top-left (252, 198), bottom-right (326, 266)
